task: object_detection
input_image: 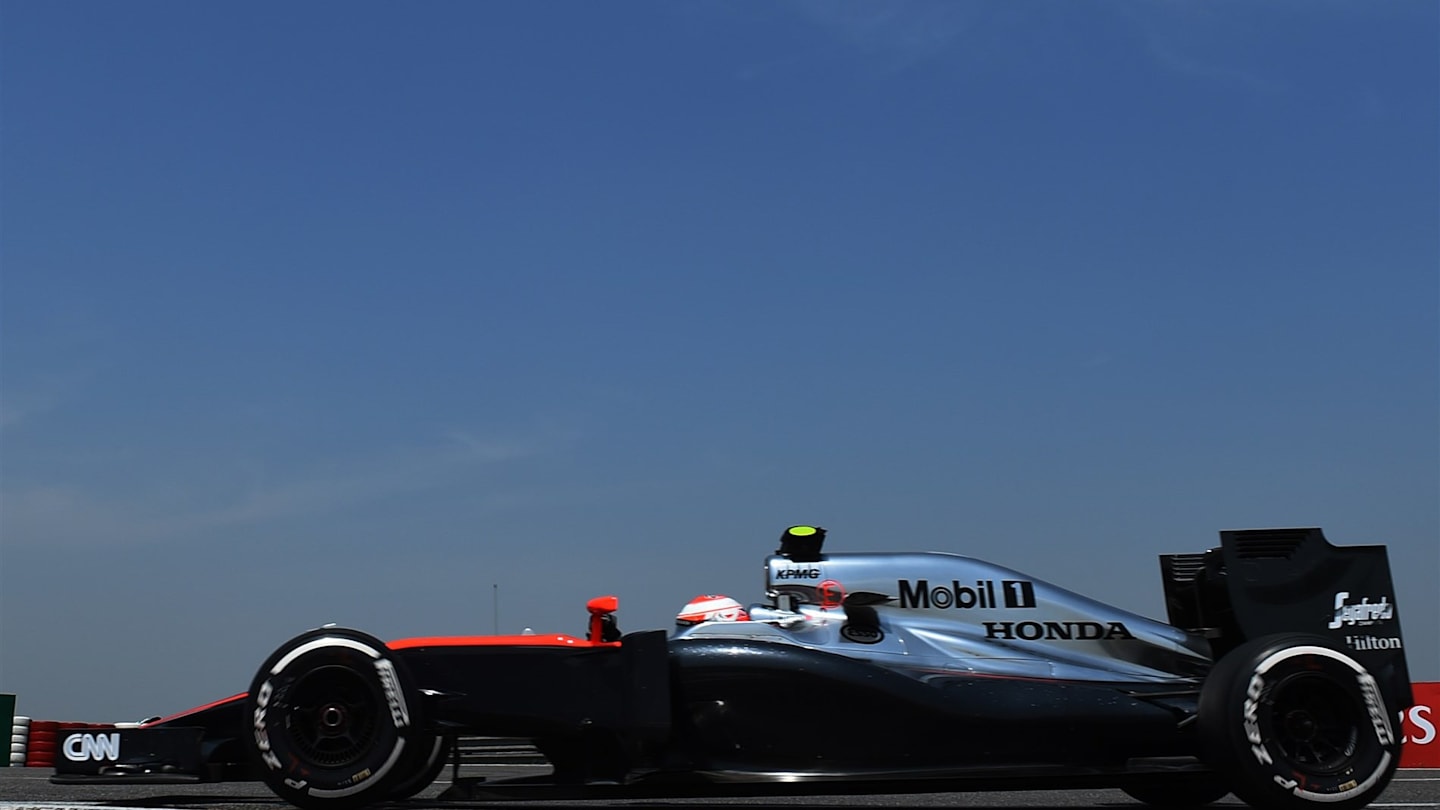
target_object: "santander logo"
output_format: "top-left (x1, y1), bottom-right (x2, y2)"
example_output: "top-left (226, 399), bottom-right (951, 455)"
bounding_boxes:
top-left (1400, 683), bottom-right (1439, 768)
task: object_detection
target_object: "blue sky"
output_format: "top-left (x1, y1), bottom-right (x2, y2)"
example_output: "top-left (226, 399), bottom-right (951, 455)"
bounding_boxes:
top-left (1, 1), bottom-right (1435, 721)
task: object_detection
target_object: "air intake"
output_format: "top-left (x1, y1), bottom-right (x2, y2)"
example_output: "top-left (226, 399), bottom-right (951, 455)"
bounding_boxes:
top-left (1230, 528), bottom-right (1310, 559)
top-left (1161, 552), bottom-right (1207, 582)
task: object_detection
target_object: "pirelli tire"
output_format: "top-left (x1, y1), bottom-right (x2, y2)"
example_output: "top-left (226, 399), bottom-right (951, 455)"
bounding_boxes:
top-left (243, 627), bottom-right (427, 810)
top-left (385, 734), bottom-right (448, 800)
top-left (1197, 634), bottom-right (1400, 810)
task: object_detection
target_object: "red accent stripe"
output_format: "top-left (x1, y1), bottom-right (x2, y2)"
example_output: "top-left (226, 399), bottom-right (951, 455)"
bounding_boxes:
top-left (388, 634), bottom-right (620, 650)
top-left (138, 636), bottom-right (621, 728)
top-left (141, 692), bottom-right (247, 727)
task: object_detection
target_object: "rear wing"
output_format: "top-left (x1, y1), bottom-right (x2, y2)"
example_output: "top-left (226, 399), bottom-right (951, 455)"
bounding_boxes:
top-left (1160, 527), bottom-right (1411, 709)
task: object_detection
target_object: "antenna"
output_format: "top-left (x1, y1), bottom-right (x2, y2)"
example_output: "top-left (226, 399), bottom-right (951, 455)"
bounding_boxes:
top-left (492, 583), bottom-right (499, 635)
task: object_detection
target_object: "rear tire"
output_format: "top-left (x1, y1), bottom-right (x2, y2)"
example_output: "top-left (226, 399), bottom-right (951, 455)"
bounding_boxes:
top-left (1198, 634), bottom-right (1399, 810)
top-left (244, 627), bottom-right (425, 810)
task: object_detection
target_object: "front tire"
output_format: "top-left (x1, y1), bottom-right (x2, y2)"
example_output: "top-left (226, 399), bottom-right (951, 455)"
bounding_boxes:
top-left (386, 734), bottom-right (448, 800)
top-left (1198, 634), bottom-right (1400, 810)
top-left (244, 627), bottom-right (425, 810)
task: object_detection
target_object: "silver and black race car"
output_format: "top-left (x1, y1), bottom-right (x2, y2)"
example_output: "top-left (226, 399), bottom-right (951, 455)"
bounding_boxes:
top-left (54, 525), bottom-right (1412, 810)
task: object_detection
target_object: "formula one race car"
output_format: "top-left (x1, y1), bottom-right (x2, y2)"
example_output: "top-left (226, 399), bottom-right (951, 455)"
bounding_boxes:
top-left (53, 526), bottom-right (1412, 810)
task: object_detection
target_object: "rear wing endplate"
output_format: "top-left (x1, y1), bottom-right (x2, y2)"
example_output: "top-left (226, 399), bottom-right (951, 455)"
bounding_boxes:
top-left (1161, 527), bottom-right (1412, 709)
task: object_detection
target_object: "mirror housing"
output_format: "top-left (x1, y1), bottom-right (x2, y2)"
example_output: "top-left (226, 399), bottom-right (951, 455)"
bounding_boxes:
top-left (586, 595), bottom-right (619, 642)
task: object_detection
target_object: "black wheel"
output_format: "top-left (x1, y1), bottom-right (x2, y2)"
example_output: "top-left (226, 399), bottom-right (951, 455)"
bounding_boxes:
top-left (244, 627), bottom-right (425, 810)
top-left (1198, 634), bottom-right (1400, 810)
top-left (386, 734), bottom-right (448, 800)
top-left (1122, 775), bottom-right (1230, 807)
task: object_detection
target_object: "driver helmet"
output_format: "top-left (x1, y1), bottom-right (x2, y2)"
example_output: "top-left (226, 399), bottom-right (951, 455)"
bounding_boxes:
top-left (675, 594), bottom-right (750, 627)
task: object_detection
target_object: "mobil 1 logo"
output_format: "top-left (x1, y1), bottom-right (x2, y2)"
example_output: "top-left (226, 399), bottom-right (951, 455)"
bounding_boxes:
top-left (898, 579), bottom-right (1037, 610)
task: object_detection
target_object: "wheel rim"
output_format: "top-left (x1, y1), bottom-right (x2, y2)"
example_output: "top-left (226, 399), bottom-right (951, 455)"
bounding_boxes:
top-left (282, 664), bottom-right (382, 768)
top-left (1267, 672), bottom-right (1363, 775)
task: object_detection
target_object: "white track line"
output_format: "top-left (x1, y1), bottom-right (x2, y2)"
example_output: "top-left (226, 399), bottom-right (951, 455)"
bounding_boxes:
top-left (1, 805), bottom-right (163, 810)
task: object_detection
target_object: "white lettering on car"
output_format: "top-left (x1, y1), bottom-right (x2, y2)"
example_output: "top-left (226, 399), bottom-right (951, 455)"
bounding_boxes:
top-left (1328, 592), bottom-right (1394, 629)
top-left (62, 732), bottom-right (120, 762)
top-left (1346, 635), bottom-right (1403, 651)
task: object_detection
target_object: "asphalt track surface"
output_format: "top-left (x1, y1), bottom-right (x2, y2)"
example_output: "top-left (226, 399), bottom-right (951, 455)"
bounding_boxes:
top-left (0, 766), bottom-right (1435, 810)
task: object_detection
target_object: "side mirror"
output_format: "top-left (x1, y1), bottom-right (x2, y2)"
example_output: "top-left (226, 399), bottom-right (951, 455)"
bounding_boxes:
top-left (587, 595), bottom-right (619, 615)
top-left (586, 595), bottom-right (619, 642)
